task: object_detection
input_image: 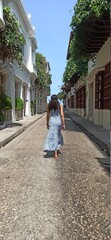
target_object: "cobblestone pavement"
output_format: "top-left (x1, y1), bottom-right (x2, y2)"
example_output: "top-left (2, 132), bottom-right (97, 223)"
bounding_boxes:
top-left (0, 115), bottom-right (110, 240)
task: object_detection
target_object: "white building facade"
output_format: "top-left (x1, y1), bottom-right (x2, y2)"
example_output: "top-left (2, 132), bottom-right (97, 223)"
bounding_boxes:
top-left (0, 0), bottom-right (37, 124)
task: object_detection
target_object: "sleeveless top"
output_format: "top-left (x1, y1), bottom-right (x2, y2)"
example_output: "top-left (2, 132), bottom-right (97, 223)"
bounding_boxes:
top-left (50, 109), bottom-right (60, 117)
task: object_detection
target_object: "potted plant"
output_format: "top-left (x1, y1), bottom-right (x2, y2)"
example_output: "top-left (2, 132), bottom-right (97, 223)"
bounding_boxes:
top-left (31, 100), bottom-right (35, 115)
top-left (15, 97), bottom-right (24, 120)
top-left (0, 86), bottom-right (12, 124)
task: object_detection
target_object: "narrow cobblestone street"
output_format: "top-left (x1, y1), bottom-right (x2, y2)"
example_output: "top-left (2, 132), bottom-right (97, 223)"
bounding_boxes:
top-left (0, 115), bottom-right (110, 240)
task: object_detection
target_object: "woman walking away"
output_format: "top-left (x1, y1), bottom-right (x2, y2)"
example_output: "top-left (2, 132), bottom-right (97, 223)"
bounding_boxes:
top-left (44, 94), bottom-right (65, 158)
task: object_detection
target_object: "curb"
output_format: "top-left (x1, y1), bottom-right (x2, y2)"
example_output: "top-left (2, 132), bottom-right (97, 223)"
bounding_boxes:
top-left (0, 114), bottom-right (45, 148)
top-left (66, 113), bottom-right (110, 156)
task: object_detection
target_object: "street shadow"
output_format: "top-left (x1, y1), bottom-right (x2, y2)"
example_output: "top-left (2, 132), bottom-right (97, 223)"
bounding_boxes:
top-left (7, 123), bottom-right (23, 128)
top-left (64, 116), bottom-right (81, 132)
top-left (65, 114), bottom-right (110, 175)
top-left (44, 150), bottom-right (62, 158)
top-left (44, 151), bottom-right (54, 158)
top-left (96, 156), bottom-right (110, 174)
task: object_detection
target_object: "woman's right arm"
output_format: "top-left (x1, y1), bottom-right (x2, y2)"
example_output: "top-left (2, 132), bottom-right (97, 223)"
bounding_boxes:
top-left (60, 104), bottom-right (65, 130)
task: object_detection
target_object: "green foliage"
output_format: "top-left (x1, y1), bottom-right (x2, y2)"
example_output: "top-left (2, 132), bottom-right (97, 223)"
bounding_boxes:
top-left (31, 100), bottom-right (35, 108)
top-left (0, 86), bottom-right (12, 110)
top-left (70, 0), bottom-right (109, 60)
top-left (63, 0), bottom-right (109, 83)
top-left (57, 91), bottom-right (66, 100)
top-left (31, 100), bottom-right (33, 108)
top-left (0, 86), bottom-right (12, 123)
top-left (35, 52), bottom-right (52, 91)
top-left (71, 0), bottom-right (109, 27)
top-left (63, 58), bottom-right (77, 83)
top-left (0, 7), bottom-right (25, 65)
top-left (15, 97), bottom-right (23, 110)
top-left (4, 96), bottom-right (12, 109)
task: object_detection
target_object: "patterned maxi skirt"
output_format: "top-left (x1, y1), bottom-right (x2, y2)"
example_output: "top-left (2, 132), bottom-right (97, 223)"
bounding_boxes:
top-left (44, 115), bottom-right (64, 151)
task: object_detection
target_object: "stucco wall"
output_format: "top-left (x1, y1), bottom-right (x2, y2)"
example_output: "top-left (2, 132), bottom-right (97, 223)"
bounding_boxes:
top-left (94, 109), bottom-right (110, 130)
top-left (103, 110), bottom-right (110, 130)
top-left (96, 37), bottom-right (110, 68)
top-left (94, 109), bottom-right (103, 126)
top-left (76, 79), bottom-right (85, 90)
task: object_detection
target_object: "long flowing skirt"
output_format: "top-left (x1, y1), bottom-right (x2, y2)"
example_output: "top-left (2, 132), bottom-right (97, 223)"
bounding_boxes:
top-left (44, 115), bottom-right (64, 151)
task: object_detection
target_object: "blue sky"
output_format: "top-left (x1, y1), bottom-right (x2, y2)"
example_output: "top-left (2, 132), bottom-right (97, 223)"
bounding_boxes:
top-left (22, 0), bottom-right (77, 95)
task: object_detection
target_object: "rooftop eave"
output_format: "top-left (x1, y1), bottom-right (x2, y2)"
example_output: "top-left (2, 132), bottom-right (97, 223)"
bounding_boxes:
top-left (70, 73), bottom-right (79, 84)
top-left (86, 14), bottom-right (110, 54)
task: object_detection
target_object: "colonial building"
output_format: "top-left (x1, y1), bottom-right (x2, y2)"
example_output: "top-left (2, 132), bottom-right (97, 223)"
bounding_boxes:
top-left (0, 0), bottom-right (37, 125)
top-left (63, 11), bottom-right (110, 130)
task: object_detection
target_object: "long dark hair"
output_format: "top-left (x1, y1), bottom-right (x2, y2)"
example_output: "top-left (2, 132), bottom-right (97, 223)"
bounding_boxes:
top-left (48, 94), bottom-right (60, 112)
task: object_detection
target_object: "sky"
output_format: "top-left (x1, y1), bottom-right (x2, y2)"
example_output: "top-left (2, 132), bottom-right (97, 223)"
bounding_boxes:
top-left (22, 0), bottom-right (77, 96)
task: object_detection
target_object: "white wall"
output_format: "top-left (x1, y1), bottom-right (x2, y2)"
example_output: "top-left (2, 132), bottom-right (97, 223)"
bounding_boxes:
top-left (94, 109), bottom-right (110, 130)
top-left (2, 0), bottom-right (37, 120)
top-left (103, 110), bottom-right (110, 130)
top-left (0, 0), bottom-right (4, 27)
top-left (96, 37), bottom-right (110, 68)
top-left (94, 109), bottom-right (103, 126)
top-left (88, 60), bottom-right (95, 74)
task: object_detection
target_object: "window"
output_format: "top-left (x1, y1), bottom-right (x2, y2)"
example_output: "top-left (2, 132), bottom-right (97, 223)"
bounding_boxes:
top-left (95, 71), bottom-right (104, 109)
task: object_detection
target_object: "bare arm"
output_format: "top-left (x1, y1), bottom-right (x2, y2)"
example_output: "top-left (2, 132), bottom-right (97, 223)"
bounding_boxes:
top-left (60, 104), bottom-right (65, 130)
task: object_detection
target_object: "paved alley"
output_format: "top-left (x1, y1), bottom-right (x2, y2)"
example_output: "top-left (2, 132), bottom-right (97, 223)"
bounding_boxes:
top-left (0, 115), bottom-right (110, 240)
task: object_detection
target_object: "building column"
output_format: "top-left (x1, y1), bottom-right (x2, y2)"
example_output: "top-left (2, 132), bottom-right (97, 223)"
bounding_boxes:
top-left (26, 38), bottom-right (33, 72)
top-left (86, 81), bottom-right (89, 117)
top-left (9, 74), bottom-right (15, 122)
top-left (18, 81), bottom-right (22, 98)
top-left (0, 0), bottom-right (4, 28)
top-left (25, 85), bottom-right (31, 116)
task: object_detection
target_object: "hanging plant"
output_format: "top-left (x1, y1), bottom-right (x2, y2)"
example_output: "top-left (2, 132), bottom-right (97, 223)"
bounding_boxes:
top-left (0, 7), bottom-right (25, 65)
top-left (0, 86), bottom-right (12, 110)
top-left (35, 52), bottom-right (52, 91)
top-left (15, 97), bottom-right (23, 110)
top-left (63, 0), bottom-right (109, 83)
